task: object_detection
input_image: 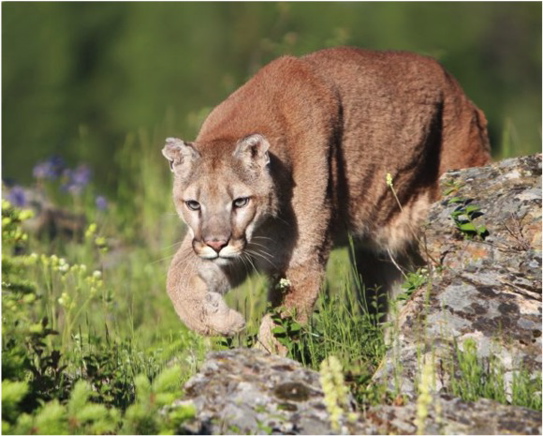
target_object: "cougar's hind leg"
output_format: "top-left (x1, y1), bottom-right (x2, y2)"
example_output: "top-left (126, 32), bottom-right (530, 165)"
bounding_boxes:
top-left (349, 240), bottom-right (424, 320)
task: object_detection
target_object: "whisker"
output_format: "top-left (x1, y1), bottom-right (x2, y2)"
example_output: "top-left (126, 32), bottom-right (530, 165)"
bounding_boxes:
top-left (246, 248), bottom-right (277, 268)
top-left (149, 254), bottom-right (175, 266)
top-left (246, 243), bottom-right (274, 261)
top-left (249, 250), bottom-right (274, 264)
top-left (251, 235), bottom-right (275, 242)
top-left (157, 240), bottom-right (184, 253)
top-left (241, 252), bottom-right (258, 275)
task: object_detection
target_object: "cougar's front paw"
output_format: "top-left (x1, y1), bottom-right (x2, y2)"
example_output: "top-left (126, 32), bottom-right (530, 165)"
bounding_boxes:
top-left (213, 309), bottom-right (246, 336)
top-left (203, 292), bottom-right (246, 336)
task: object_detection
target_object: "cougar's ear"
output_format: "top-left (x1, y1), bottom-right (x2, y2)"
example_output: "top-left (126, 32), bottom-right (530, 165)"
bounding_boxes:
top-left (162, 138), bottom-right (200, 175)
top-left (233, 134), bottom-right (270, 168)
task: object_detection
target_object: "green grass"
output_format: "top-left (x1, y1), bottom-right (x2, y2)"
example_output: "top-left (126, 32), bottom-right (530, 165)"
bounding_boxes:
top-left (2, 123), bottom-right (541, 434)
top-left (448, 338), bottom-right (542, 411)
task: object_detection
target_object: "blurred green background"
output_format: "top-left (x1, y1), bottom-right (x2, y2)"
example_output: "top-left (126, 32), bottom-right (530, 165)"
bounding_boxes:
top-left (3, 2), bottom-right (541, 196)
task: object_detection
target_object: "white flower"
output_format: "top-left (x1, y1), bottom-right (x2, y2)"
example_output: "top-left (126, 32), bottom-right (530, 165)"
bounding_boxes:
top-left (277, 278), bottom-right (291, 290)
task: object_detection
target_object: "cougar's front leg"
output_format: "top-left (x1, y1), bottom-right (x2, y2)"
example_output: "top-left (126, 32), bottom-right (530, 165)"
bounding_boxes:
top-left (167, 234), bottom-right (245, 336)
top-left (257, 249), bottom-right (329, 353)
top-left (257, 213), bottom-right (333, 353)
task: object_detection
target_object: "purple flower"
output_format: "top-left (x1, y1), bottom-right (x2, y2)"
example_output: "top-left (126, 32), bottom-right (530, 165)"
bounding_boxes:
top-left (71, 165), bottom-right (92, 187)
top-left (61, 165), bottom-right (92, 195)
top-left (95, 195), bottom-right (108, 211)
top-left (33, 155), bottom-right (66, 180)
top-left (6, 185), bottom-right (27, 207)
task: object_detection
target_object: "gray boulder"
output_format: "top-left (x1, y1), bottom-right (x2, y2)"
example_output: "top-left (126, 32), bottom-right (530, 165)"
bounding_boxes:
top-left (177, 349), bottom-right (541, 435)
top-left (374, 154), bottom-right (542, 400)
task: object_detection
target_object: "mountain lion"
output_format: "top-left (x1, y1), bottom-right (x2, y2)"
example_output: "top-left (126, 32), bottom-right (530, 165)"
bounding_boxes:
top-left (162, 47), bottom-right (491, 352)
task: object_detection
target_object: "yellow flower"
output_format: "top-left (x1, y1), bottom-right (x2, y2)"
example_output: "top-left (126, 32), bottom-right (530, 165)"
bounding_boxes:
top-left (320, 355), bottom-right (351, 432)
top-left (386, 172), bottom-right (394, 188)
top-left (18, 209), bottom-right (34, 221)
top-left (85, 223), bottom-right (97, 239)
top-left (415, 358), bottom-right (434, 435)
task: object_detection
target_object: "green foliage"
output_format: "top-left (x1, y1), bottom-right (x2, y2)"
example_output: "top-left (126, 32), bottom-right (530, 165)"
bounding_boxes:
top-left (122, 365), bottom-right (194, 435)
top-left (446, 195), bottom-right (489, 240)
top-left (1, 195), bottom-right (198, 433)
top-left (267, 250), bottom-right (387, 406)
top-left (270, 309), bottom-right (303, 352)
top-left (397, 268), bottom-right (429, 302)
top-left (510, 368), bottom-right (543, 411)
top-left (2, 366), bottom-right (193, 435)
top-left (2, 381), bottom-right (29, 429)
top-left (449, 339), bottom-right (541, 410)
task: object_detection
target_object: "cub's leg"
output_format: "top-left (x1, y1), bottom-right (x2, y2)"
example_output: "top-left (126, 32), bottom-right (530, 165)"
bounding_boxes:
top-left (167, 234), bottom-right (246, 336)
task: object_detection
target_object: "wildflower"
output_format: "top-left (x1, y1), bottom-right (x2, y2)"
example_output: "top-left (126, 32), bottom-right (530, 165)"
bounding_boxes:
top-left (25, 253), bottom-right (39, 265)
top-left (18, 209), bottom-right (34, 221)
top-left (320, 355), bottom-right (350, 432)
top-left (386, 172), bottom-right (394, 188)
top-left (58, 292), bottom-right (71, 308)
top-left (33, 155), bottom-right (65, 180)
top-left (85, 223), bottom-right (97, 240)
top-left (276, 278), bottom-right (291, 290)
top-left (95, 236), bottom-right (108, 251)
top-left (415, 358), bottom-right (434, 435)
top-left (5, 186), bottom-right (27, 208)
top-left (95, 195), bottom-right (108, 211)
top-left (62, 164), bottom-right (92, 195)
top-left (92, 270), bottom-right (102, 279)
top-left (386, 172), bottom-right (403, 211)
top-left (57, 258), bottom-right (70, 273)
top-left (71, 164), bottom-right (92, 186)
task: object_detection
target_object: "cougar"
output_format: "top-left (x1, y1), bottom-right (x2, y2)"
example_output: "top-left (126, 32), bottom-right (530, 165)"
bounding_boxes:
top-left (162, 47), bottom-right (491, 352)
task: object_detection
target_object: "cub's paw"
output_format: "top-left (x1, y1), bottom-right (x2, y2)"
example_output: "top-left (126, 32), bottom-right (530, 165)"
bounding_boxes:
top-left (203, 292), bottom-right (246, 336)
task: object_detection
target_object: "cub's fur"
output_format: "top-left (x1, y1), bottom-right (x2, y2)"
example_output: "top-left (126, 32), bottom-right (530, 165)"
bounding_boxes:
top-left (162, 47), bottom-right (490, 351)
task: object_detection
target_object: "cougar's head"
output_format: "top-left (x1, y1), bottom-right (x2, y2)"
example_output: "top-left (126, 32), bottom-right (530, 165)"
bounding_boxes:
top-left (162, 134), bottom-right (277, 265)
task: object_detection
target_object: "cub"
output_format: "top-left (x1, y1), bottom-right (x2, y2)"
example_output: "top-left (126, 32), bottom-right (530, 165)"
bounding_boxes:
top-left (162, 47), bottom-right (491, 352)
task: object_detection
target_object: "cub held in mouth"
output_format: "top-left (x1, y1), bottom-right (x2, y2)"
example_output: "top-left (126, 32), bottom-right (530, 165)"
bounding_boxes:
top-left (162, 47), bottom-right (491, 352)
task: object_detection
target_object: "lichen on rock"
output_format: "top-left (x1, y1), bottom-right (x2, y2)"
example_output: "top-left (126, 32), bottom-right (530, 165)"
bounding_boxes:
top-left (373, 154), bottom-right (542, 404)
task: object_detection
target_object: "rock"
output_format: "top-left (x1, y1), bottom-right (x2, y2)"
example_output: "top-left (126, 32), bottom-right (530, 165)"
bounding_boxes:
top-left (364, 394), bottom-right (542, 435)
top-left (373, 154), bottom-right (542, 401)
top-left (176, 155), bottom-right (542, 435)
top-left (176, 348), bottom-right (364, 435)
top-left (177, 349), bottom-right (542, 435)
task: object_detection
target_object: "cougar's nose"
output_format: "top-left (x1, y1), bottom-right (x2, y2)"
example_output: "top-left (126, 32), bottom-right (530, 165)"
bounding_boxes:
top-left (204, 237), bottom-right (229, 253)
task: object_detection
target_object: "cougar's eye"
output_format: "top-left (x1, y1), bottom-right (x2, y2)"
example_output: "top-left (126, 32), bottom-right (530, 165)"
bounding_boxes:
top-left (185, 200), bottom-right (201, 211)
top-left (233, 197), bottom-right (250, 209)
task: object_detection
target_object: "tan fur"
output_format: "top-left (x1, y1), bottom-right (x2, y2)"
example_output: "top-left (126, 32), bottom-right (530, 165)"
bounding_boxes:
top-left (162, 47), bottom-right (491, 352)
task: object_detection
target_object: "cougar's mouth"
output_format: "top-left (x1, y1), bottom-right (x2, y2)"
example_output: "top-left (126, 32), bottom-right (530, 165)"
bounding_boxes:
top-left (193, 238), bottom-right (246, 264)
